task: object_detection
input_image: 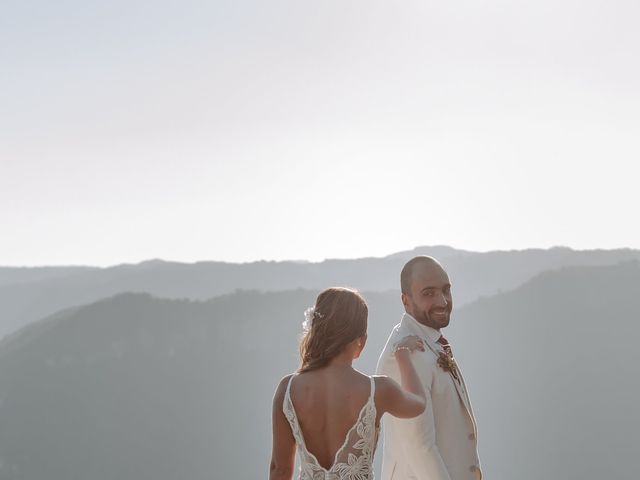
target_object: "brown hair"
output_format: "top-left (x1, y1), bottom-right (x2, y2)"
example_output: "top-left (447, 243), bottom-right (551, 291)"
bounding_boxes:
top-left (298, 287), bottom-right (368, 373)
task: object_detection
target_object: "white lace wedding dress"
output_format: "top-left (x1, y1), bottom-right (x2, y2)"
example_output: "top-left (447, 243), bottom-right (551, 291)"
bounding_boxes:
top-left (283, 375), bottom-right (380, 480)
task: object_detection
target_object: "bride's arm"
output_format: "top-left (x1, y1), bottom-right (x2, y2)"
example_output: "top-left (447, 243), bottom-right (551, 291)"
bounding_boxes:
top-left (376, 335), bottom-right (427, 418)
top-left (269, 375), bottom-right (296, 480)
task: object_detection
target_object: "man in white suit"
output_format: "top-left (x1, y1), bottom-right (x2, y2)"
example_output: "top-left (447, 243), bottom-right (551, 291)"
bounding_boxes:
top-left (377, 256), bottom-right (482, 480)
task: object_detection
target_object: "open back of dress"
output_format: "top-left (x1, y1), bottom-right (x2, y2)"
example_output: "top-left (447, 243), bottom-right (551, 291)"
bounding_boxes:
top-left (283, 375), bottom-right (379, 480)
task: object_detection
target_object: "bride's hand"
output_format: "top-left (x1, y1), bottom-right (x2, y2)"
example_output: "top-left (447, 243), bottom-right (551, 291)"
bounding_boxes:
top-left (393, 335), bottom-right (425, 356)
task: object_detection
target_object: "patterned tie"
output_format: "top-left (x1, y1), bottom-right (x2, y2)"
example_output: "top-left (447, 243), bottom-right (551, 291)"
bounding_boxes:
top-left (437, 335), bottom-right (460, 382)
top-left (437, 335), bottom-right (451, 351)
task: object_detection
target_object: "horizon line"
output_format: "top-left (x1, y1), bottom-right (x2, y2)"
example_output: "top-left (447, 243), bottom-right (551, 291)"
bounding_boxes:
top-left (2, 244), bottom-right (638, 269)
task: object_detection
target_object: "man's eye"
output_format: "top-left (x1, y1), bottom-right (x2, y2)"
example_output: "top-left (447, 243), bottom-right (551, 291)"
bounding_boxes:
top-left (424, 291), bottom-right (434, 297)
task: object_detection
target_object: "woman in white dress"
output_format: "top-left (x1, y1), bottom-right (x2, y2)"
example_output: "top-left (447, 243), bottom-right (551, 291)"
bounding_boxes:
top-left (270, 287), bottom-right (427, 480)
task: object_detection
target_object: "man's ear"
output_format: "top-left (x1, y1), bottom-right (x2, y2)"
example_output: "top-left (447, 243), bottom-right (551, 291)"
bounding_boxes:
top-left (401, 293), bottom-right (409, 309)
top-left (353, 336), bottom-right (366, 359)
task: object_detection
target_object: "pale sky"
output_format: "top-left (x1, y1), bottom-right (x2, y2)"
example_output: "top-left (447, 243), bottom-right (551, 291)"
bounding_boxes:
top-left (2, 0), bottom-right (639, 266)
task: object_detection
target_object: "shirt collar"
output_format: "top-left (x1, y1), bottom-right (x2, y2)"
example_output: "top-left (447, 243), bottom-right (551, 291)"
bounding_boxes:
top-left (402, 312), bottom-right (442, 343)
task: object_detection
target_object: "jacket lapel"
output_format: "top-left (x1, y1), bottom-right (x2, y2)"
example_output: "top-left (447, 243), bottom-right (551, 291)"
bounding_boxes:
top-left (398, 314), bottom-right (479, 437)
top-left (407, 323), bottom-right (475, 428)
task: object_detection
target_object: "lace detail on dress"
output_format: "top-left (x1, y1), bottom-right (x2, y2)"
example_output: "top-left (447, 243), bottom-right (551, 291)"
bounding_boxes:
top-left (283, 375), bottom-right (379, 480)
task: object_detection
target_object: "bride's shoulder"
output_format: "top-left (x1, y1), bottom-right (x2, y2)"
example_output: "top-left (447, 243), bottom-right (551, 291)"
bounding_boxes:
top-left (371, 374), bottom-right (393, 390)
top-left (273, 373), bottom-right (296, 402)
top-left (371, 375), bottom-right (403, 409)
top-left (371, 374), bottom-right (401, 398)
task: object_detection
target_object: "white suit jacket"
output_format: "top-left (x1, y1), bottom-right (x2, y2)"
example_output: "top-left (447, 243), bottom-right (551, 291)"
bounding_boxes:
top-left (376, 313), bottom-right (482, 480)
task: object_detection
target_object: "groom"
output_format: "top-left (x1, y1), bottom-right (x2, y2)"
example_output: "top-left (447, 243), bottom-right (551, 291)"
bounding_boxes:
top-left (377, 256), bottom-right (482, 480)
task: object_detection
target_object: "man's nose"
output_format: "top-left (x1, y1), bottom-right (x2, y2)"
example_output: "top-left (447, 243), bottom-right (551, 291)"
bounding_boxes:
top-left (434, 292), bottom-right (449, 307)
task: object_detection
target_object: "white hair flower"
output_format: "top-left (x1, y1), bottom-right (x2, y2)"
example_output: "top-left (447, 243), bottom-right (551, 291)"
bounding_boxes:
top-left (302, 306), bottom-right (323, 332)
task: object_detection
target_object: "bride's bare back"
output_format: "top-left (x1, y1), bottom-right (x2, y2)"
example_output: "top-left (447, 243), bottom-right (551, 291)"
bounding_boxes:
top-left (289, 367), bottom-right (380, 470)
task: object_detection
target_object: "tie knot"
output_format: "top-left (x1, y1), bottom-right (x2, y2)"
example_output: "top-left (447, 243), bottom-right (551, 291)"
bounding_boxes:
top-left (437, 335), bottom-right (449, 346)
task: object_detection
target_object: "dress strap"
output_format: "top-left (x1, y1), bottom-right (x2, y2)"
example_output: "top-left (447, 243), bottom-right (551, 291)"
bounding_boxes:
top-left (369, 375), bottom-right (375, 401)
top-left (284, 374), bottom-right (296, 404)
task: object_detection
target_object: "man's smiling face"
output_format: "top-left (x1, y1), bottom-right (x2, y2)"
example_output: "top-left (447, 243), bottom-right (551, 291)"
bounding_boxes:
top-left (402, 261), bottom-right (453, 330)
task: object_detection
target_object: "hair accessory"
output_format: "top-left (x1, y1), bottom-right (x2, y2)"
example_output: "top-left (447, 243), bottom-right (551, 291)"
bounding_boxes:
top-left (302, 306), bottom-right (324, 332)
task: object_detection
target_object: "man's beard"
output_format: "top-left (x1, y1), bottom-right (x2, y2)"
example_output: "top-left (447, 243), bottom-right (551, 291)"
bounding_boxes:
top-left (417, 307), bottom-right (451, 329)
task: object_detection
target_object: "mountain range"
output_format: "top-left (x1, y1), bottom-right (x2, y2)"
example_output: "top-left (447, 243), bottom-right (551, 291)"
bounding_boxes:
top-left (0, 251), bottom-right (638, 479)
top-left (2, 245), bottom-right (639, 339)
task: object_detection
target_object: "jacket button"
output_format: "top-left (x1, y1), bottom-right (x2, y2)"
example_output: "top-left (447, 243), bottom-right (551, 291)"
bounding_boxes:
top-left (468, 432), bottom-right (476, 440)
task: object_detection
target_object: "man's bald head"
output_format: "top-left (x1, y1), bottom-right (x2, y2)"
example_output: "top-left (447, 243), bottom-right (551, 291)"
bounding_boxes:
top-left (400, 256), bottom-right (443, 295)
top-left (400, 255), bottom-right (453, 329)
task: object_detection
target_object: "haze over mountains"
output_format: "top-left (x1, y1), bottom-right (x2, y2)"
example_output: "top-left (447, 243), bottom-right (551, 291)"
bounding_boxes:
top-left (0, 247), bottom-right (638, 479)
top-left (2, 246), bottom-right (640, 339)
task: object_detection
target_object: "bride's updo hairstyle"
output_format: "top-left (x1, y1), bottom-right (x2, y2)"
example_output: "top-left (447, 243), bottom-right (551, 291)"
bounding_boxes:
top-left (299, 287), bottom-right (368, 373)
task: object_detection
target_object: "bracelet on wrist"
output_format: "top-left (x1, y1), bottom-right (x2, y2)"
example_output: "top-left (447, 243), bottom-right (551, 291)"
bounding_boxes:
top-left (393, 345), bottom-right (411, 355)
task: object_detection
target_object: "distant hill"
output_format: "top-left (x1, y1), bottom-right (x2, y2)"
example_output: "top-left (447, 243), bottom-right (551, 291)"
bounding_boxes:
top-left (1, 246), bottom-right (639, 338)
top-left (448, 261), bottom-right (640, 480)
top-left (0, 261), bottom-right (638, 480)
top-left (0, 266), bottom-right (94, 287)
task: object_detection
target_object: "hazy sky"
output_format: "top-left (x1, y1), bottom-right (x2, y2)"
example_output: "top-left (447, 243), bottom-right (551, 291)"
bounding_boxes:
top-left (2, 0), bottom-right (639, 266)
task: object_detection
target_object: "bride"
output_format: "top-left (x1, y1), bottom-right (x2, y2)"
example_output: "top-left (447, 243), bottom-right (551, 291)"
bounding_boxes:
top-left (270, 287), bottom-right (426, 480)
